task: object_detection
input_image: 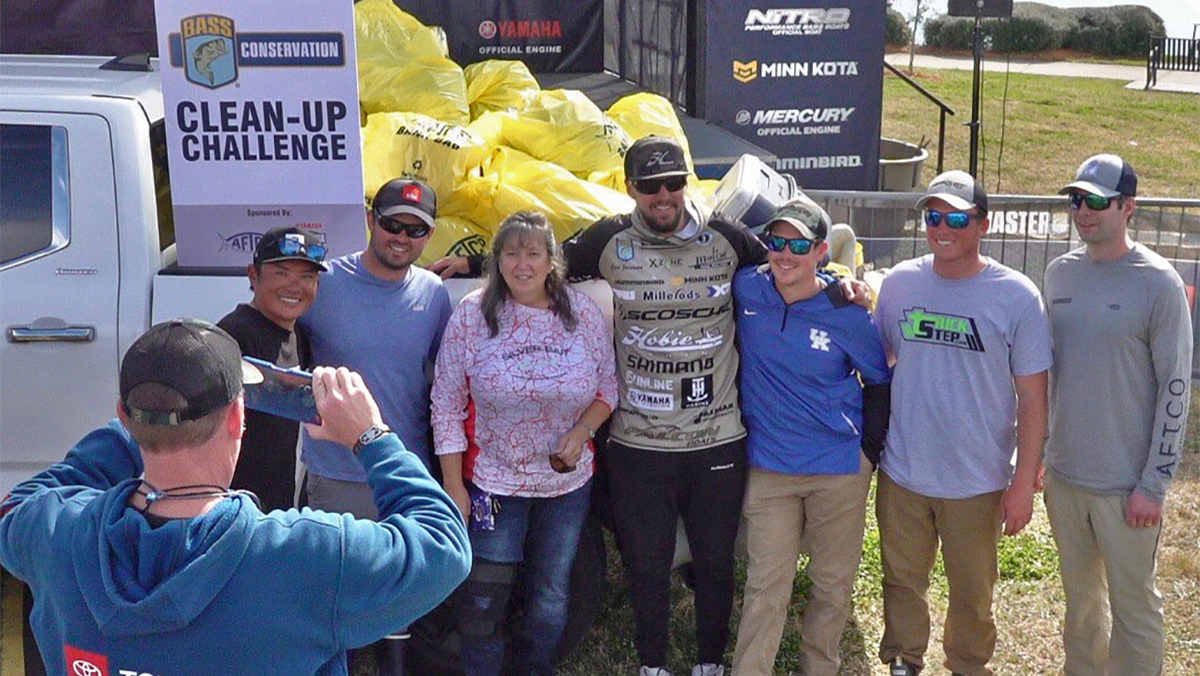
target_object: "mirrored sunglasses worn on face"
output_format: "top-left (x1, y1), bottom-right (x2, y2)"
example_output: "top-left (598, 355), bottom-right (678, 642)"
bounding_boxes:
top-left (763, 233), bottom-right (818, 255)
top-left (376, 212), bottom-right (432, 238)
top-left (1069, 192), bottom-right (1117, 211)
top-left (277, 238), bottom-right (327, 263)
top-left (924, 209), bottom-right (973, 229)
top-left (633, 175), bottom-right (687, 195)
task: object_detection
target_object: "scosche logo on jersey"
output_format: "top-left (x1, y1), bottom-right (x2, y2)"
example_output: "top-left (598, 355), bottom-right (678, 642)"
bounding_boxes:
top-left (899, 307), bottom-right (986, 352)
top-left (681, 374), bottom-right (714, 409)
top-left (623, 326), bottom-right (724, 352)
top-left (736, 107), bottom-right (855, 138)
top-left (628, 388), bottom-right (675, 411)
top-left (622, 303), bottom-right (731, 322)
top-left (626, 355), bottom-right (715, 374)
top-left (743, 8), bottom-right (851, 36)
top-left (775, 155), bottom-right (863, 170)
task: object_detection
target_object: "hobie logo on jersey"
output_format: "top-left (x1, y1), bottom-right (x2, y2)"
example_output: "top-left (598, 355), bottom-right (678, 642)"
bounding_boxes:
top-left (622, 326), bottom-right (723, 352)
top-left (899, 307), bottom-right (986, 352)
top-left (809, 328), bottom-right (831, 351)
top-left (744, 8), bottom-right (851, 36)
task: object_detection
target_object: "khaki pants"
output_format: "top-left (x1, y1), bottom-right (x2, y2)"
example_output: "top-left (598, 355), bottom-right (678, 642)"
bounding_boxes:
top-left (1043, 471), bottom-right (1164, 676)
top-left (876, 471), bottom-right (1003, 676)
top-left (732, 454), bottom-right (872, 676)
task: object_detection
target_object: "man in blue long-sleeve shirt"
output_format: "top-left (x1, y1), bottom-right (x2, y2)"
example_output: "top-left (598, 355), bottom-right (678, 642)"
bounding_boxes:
top-left (0, 319), bottom-right (470, 676)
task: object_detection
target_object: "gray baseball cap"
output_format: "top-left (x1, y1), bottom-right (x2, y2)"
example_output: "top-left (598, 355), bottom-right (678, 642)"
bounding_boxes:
top-left (767, 196), bottom-right (830, 241)
top-left (1059, 154), bottom-right (1138, 198)
top-left (914, 170), bottom-right (989, 213)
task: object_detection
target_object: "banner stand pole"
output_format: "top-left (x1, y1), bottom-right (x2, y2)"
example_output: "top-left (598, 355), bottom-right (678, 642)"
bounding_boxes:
top-left (968, 4), bottom-right (984, 178)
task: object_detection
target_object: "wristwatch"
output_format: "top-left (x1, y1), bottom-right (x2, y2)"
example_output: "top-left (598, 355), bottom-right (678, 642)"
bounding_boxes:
top-left (580, 421), bottom-right (596, 439)
top-left (353, 424), bottom-right (391, 455)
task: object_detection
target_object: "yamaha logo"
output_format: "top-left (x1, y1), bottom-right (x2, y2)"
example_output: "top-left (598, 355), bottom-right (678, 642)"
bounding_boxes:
top-left (479, 20), bottom-right (498, 39)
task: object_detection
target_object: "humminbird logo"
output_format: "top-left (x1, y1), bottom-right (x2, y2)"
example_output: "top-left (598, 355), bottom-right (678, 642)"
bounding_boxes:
top-left (776, 156), bottom-right (862, 170)
top-left (744, 8), bottom-right (851, 35)
top-left (733, 60), bottom-right (758, 83)
top-left (899, 307), bottom-right (986, 352)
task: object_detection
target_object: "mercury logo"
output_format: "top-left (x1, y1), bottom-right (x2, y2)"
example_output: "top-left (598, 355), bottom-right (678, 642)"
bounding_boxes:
top-left (735, 110), bottom-right (752, 126)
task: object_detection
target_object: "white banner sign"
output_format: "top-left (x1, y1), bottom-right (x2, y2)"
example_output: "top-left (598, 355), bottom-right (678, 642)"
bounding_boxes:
top-left (155, 0), bottom-right (366, 267)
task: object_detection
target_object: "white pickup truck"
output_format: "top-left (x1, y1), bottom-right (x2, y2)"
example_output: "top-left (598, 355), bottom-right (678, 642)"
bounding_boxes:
top-left (0, 55), bottom-right (262, 498)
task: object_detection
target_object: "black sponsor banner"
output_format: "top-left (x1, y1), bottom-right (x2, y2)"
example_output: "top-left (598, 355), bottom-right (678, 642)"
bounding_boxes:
top-left (396, 0), bottom-right (603, 72)
top-left (703, 1), bottom-right (884, 190)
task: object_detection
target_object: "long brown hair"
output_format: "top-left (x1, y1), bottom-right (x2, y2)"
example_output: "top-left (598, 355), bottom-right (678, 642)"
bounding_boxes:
top-left (480, 211), bottom-right (577, 338)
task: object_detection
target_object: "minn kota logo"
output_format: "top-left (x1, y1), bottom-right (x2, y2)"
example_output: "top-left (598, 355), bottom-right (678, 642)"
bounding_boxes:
top-left (899, 307), bottom-right (986, 352)
top-left (733, 60), bottom-right (758, 84)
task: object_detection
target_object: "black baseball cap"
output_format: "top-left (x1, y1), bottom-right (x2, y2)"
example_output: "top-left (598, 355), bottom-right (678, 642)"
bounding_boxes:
top-left (373, 178), bottom-right (437, 228)
top-left (254, 226), bottom-right (330, 271)
top-left (624, 136), bottom-right (691, 181)
top-left (120, 319), bottom-right (260, 426)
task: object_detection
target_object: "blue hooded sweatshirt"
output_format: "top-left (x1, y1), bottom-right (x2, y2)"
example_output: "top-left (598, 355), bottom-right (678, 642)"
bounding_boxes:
top-left (0, 421), bottom-right (470, 676)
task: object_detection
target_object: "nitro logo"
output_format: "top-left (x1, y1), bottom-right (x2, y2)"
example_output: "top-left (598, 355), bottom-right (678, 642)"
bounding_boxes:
top-left (899, 307), bottom-right (986, 352)
top-left (744, 8), bottom-right (851, 35)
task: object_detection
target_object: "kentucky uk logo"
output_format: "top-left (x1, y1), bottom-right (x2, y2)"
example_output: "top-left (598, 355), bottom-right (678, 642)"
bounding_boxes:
top-left (169, 15), bottom-right (346, 89)
top-left (899, 307), bottom-right (985, 352)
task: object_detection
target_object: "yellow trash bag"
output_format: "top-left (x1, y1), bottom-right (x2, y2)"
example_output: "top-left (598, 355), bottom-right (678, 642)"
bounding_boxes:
top-left (446, 146), bottom-right (634, 243)
top-left (464, 60), bottom-right (540, 119)
top-left (466, 110), bottom-right (514, 148)
top-left (500, 90), bottom-right (631, 178)
top-left (418, 215), bottom-right (494, 266)
top-left (355, 0), bottom-right (470, 125)
top-left (607, 93), bottom-right (694, 165)
top-left (361, 112), bottom-right (488, 207)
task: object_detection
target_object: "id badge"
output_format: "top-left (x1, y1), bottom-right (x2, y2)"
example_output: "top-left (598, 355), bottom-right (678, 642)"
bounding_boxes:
top-left (467, 483), bottom-right (499, 532)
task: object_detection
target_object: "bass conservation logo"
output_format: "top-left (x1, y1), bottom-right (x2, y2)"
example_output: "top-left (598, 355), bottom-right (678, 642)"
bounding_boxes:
top-left (169, 16), bottom-right (346, 89)
top-left (182, 15), bottom-right (237, 88)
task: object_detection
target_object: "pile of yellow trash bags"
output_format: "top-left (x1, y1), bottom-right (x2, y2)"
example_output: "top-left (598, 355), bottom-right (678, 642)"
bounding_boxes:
top-left (355, 0), bottom-right (715, 265)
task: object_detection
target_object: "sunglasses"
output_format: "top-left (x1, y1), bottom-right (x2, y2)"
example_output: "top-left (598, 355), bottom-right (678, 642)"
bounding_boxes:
top-left (633, 175), bottom-right (688, 195)
top-left (1068, 192), bottom-right (1118, 211)
top-left (924, 210), bottom-right (974, 229)
top-left (763, 233), bottom-right (818, 255)
top-left (277, 238), bottom-right (327, 263)
top-left (375, 213), bottom-right (432, 239)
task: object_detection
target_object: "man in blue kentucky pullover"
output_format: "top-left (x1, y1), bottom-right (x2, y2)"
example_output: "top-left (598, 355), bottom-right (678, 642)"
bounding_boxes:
top-left (0, 319), bottom-right (470, 676)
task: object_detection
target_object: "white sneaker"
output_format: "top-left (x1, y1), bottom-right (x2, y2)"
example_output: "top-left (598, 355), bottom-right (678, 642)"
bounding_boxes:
top-left (690, 664), bottom-right (724, 676)
top-left (639, 667), bottom-right (673, 676)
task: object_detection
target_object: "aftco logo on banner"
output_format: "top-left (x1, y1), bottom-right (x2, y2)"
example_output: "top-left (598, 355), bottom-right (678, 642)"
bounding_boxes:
top-left (744, 8), bottom-right (851, 36)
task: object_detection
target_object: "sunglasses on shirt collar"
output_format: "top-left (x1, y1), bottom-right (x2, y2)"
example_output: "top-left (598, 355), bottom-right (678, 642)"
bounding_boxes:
top-left (374, 212), bottom-right (433, 238)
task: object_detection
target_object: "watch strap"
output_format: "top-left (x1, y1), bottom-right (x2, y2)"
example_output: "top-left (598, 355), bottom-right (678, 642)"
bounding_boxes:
top-left (353, 424), bottom-right (391, 455)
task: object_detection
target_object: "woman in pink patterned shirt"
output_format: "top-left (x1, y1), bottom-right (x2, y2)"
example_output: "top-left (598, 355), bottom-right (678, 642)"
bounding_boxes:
top-left (431, 211), bottom-right (618, 676)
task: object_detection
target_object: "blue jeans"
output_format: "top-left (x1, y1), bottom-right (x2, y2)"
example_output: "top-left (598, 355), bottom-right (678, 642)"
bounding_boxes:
top-left (459, 480), bottom-right (592, 676)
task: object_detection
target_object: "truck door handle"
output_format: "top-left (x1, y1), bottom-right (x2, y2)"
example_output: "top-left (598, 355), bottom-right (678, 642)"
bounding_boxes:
top-left (7, 326), bottom-right (96, 343)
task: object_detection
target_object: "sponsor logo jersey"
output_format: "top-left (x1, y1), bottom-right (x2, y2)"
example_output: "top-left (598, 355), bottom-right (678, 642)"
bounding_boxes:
top-left (563, 200), bottom-right (767, 451)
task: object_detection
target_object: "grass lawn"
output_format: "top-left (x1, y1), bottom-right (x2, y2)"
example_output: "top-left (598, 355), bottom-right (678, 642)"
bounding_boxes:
top-left (880, 67), bottom-right (1200, 198)
top-left (563, 389), bottom-right (1200, 676)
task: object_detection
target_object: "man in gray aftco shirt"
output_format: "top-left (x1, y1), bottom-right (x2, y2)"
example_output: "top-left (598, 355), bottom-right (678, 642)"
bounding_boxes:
top-left (1043, 154), bottom-right (1192, 676)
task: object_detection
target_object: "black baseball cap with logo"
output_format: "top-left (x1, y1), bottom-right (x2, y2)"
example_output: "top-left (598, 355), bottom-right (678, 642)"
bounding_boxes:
top-left (624, 136), bottom-right (691, 181)
top-left (253, 226), bottom-right (330, 271)
top-left (120, 319), bottom-right (261, 426)
top-left (372, 178), bottom-right (437, 228)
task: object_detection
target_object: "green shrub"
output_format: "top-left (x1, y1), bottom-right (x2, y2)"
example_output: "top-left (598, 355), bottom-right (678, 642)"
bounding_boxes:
top-left (924, 16), bottom-right (975, 50)
top-left (887, 7), bottom-right (911, 47)
top-left (989, 15), bottom-right (1061, 52)
top-left (1065, 6), bottom-right (1165, 57)
top-left (922, 3), bottom-right (1165, 57)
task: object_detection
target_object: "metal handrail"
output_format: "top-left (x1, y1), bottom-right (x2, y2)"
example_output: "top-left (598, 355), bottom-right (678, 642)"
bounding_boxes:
top-left (884, 61), bottom-right (955, 174)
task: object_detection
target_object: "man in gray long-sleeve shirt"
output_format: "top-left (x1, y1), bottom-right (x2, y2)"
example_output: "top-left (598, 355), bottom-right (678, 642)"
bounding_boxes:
top-left (1043, 153), bottom-right (1192, 676)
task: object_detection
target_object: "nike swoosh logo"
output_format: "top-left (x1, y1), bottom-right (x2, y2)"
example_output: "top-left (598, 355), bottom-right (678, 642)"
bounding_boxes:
top-left (743, 310), bottom-right (757, 316)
